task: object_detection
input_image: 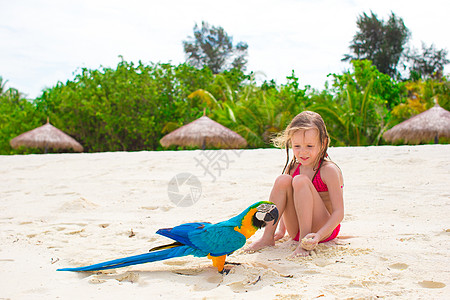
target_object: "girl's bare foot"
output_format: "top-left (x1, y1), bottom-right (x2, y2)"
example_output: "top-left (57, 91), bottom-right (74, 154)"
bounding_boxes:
top-left (274, 230), bottom-right (286, 241)
top-left (244, 237), bottom-right (275, 252)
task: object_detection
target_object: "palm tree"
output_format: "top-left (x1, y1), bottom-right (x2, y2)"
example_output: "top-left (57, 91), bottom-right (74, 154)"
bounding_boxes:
top-left (0, 76), bottom-right (8, 95)
top-left (185, 72), bottom-right (310, 148)
top-left (313, 76), bottom-right (390, 146)
top-left (213, 79), bottom-right (308, 148)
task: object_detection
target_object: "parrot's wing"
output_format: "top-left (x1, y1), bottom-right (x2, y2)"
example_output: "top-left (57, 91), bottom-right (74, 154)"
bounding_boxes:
top-left (188, 224), bottom-right (247, 256)
top-left (156, 222), bottom-right (211, 248)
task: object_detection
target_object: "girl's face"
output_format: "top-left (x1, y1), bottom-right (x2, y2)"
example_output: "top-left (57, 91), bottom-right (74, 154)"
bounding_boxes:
top-left (291, 129), bottom-right (322, 168)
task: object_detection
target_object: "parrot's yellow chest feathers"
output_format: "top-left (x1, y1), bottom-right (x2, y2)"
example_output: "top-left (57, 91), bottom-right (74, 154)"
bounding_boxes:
top-left (234, 208), bottom-right (258, 239)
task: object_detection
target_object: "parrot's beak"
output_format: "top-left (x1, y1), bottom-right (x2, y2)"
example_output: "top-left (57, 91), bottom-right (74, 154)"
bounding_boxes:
top-left (264, 204), bottom-right (279, 225)
top-left (254, 203), bottom-right (279, 228)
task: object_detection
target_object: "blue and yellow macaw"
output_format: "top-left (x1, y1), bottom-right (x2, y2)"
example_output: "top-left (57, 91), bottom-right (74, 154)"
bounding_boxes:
top-left (57, 201), bottom-right (278, 273)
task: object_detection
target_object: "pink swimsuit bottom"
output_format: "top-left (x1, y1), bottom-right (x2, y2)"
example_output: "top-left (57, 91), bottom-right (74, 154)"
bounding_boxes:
top-left (292, 161), bottom-right (340, 243)
top-left (293, 224), bottom-right (340, 243)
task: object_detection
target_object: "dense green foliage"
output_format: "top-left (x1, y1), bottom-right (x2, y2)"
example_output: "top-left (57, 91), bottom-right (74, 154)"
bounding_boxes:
top-left (34, 60), bottom-right (220, 152)
top-left (1, 60), bottom-right (449, 154)
top-left (392, 78), bottom-right (450, 121)
top-left (313, 60), bottom-right (406, 146)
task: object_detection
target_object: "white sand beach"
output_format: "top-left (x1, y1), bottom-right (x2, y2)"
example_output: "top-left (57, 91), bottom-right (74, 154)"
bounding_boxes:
top-left (0, 145), bottom-right (449, 299)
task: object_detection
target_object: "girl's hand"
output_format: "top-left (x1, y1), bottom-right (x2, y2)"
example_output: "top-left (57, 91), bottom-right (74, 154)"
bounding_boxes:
top-left (301, 233), bottom-right (320, 251)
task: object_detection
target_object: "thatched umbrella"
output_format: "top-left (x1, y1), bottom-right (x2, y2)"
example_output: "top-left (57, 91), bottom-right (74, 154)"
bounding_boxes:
top-left (160, 116), bottom-right (247, 149)
top-left (10, 119), bottom-right (83, 153)
top-left (383, 103), bottom-right (450, 144)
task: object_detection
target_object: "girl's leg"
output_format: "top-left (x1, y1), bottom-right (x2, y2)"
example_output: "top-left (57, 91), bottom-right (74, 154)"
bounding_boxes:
top-left (245, 174), bottom-right (293, 251)
top-left (275, 186), bottom-right (303, 240)
top-left (290, 174), bottom-right (330, 257)
top-left (274, 218), bottom-right (286, 241)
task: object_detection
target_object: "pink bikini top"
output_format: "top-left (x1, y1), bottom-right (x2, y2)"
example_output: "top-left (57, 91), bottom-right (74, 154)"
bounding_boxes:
top-left (291, 161), bottom-right (328, 192)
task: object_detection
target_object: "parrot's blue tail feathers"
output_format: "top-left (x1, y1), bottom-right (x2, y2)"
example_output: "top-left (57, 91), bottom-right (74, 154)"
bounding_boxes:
top-left (57, 245), bottom-right (193, 272)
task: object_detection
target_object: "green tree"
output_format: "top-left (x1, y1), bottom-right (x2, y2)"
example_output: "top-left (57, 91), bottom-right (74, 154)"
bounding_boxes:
top-left (407, 43), bottom-right (450, 80)
top-left (343, 11), bottom-right (410, 78)
top-left (183, 21), bottom-right (248, 74)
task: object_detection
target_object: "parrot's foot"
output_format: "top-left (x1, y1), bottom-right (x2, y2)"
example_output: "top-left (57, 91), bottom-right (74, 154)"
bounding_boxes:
top-left (225, 261), bottom-right (241, 266)
top-left (218, 261), bottom-right (241, 274)
top-left (219, 266), bottom-right (232, 275)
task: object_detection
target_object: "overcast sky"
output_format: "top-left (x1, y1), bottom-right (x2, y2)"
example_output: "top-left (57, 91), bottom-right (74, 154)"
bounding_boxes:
top-left (1, 0), bottom-right (449, 99)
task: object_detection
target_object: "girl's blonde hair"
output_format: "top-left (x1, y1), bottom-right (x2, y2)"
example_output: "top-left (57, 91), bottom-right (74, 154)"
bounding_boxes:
top-left (273, 111), bottom-right (330, 174)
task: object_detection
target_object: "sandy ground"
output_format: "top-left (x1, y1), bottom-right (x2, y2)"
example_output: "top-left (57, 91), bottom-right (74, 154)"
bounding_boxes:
top-left (0, 145), bottom-right (449, 299)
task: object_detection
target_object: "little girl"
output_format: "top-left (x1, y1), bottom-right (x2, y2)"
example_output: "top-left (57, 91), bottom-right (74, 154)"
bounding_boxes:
top-left (247, 111), bottom-right (344, 257)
